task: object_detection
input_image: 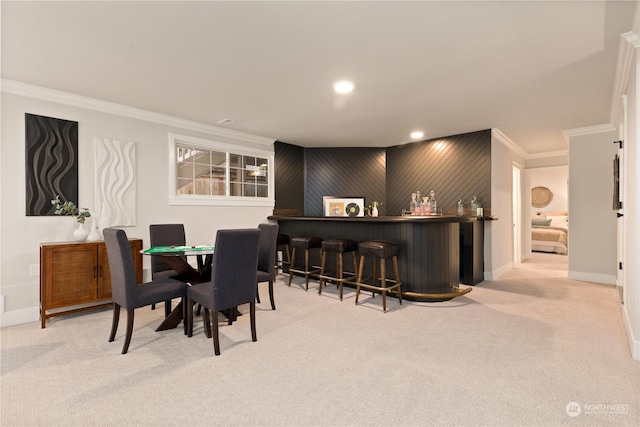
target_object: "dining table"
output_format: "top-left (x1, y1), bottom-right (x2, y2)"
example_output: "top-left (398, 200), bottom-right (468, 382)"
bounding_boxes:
top-left (141, 245), bottom-right (214, 331)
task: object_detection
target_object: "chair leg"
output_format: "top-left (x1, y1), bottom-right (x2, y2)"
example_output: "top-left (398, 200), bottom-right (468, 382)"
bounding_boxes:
top-left (256, 284), bottom-right (261, 304)
top-left (109, 303), bottom-right (120, 342)
top-left (212, 311), bottom-right (221, 356)
top-left (122, 309), bottom-right (134, 354)
top-left (250, 301), bottom-right (257, 342)
top-left (164, 300), bottom-right (171, 318)
top-left (288, 247), bottom-right (296, 286)
top-left (187, 298), bottom-right (194, 337)
top-left (204, 308), bottom-right (212, 338)
top-left (268, 279), bottom-right (276, 310)
top-left (182, 298), bottom-right (188, 335)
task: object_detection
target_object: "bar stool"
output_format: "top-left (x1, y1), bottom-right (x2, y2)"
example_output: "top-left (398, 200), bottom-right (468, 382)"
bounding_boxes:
top-left (355, 240), bottom-right (402, 312)
top-left (317, 238), bottom-right (358, 301)
top-left (275, 233), bottom-right (291, 275)
top-left (288, 236), bottom-right (323, 291)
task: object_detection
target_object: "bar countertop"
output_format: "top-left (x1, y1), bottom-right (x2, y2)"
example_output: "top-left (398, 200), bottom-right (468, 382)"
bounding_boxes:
top-left (269, 214), bottom-right (495, 223)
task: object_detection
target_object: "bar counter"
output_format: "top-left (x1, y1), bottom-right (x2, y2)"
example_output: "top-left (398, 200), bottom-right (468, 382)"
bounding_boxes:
top-left (268, 214), bottom-right (485, 302)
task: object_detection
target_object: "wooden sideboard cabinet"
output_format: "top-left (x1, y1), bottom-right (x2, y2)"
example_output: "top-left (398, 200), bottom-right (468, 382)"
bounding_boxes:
top-left (40, 239), bottom-right (143, 328)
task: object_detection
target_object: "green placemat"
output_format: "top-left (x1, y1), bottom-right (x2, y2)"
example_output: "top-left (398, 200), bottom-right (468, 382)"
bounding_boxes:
top-left (142, 245), bottom-right (214, 254)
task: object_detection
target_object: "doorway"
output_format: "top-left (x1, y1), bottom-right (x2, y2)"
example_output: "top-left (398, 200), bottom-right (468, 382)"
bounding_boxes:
top-left (512, 162), bottom-right (522, 265)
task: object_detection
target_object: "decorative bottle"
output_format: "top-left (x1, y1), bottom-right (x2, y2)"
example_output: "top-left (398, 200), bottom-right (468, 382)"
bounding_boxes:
top-left (410, 193), bottom-right (417, 215)
top-left (414, 191), bottom-right (421, 215)
top-left (423, 197), bottom-right (430, 215)
top-left (470, 196), bottom-right (479, 214)
top-left (429, 190), bottom-right (437, 214)
top-left (457, 199), bottom-right (464, 216)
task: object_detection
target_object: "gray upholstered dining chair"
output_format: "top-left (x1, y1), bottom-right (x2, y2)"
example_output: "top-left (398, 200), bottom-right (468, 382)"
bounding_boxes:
top-left (104, 228), bottom-right (188, 354)
top-left (149, 224), bottom-right (186, 316)
top-left (256, 223), bottom-right (279, 310)
top-left (186, 228), bottom-right (261, 356)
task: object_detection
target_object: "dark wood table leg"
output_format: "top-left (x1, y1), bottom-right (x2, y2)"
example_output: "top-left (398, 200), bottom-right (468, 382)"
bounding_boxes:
top-left (156, 301), bottom-right (184, 331)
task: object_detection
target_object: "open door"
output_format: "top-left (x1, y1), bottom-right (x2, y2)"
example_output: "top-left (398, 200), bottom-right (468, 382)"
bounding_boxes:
top-left (615, 95), bottom-right (627, 304)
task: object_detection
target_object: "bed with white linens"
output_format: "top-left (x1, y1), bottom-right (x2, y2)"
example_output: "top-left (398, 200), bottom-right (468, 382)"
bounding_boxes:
top-left (531, 212), bottom-right (568, 255)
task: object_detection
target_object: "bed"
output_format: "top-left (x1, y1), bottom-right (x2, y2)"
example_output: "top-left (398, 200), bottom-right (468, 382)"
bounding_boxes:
top-left (531, 213), bottom-right (568, 255)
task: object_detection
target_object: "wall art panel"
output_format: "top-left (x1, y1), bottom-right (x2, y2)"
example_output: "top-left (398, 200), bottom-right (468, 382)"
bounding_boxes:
top-left (94, 137), bottom-right (136, 228)
top-left (25, 114), bottom-right (78, 216)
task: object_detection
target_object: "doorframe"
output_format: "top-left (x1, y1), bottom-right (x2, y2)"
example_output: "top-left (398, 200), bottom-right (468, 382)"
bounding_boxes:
top-left (616, 94), bottom-right (627, 303)
top-left (512, 162), bottom-right (523, 265)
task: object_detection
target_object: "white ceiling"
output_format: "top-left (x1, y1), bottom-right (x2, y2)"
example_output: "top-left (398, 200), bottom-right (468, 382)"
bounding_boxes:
top-left (1, 1), bottom-right (636, 155)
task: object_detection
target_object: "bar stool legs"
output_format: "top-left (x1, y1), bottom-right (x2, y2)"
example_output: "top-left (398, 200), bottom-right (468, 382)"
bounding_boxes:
top-left (288, 236), bottom-right (323, 291)
top-left (318, 239), bottom-right (358, 301)
top-left (354, 240), bottom-right (402, 313)
top-left (275, 233), bottom-right (291, 276)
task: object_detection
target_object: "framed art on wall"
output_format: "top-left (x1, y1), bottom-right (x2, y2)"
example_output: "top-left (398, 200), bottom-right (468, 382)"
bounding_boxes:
top-left (25, 114), bottom-right (78, 216)
top-left (323, 196), bottom-right (365, 217)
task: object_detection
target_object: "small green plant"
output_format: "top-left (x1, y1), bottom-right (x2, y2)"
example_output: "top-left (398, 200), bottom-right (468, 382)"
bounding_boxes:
top-left (367, 201), bottom-right (382, 216)
top-left (51, 195), bottom-right (91, 224)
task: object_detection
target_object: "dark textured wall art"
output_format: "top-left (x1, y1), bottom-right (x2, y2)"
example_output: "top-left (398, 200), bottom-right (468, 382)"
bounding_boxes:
top-left (25, 114), bottom-right (79, 216)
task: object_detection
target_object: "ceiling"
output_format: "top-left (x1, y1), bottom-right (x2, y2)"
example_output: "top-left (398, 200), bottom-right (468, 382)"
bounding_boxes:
top-left (1, 1), bottom-right (636, 156)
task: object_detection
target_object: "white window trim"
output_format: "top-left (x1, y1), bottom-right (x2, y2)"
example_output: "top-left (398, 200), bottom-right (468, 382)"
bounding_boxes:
top-left (168, 133), bottom-right (275, 206)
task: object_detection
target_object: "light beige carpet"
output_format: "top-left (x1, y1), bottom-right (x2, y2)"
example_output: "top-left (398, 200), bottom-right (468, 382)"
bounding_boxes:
top-left (1, 252), bottom-right (638, 426)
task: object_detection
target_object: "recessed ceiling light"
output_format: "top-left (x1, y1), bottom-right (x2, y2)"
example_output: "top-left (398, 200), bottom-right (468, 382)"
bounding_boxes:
top-left (410, 131), bottom-right (424, 139)
top-left (333, 80), bottom-right (355, 94)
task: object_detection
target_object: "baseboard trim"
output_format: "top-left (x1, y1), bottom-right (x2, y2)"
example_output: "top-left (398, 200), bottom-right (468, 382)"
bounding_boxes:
top-left (567, 271), bottom-right (616, 285)
top-left (0, 306), bottom-right (39, 328)
top-left (485, 262), bottom-right (513, 281)
top-left (622, 303), bottom-right (640, 361)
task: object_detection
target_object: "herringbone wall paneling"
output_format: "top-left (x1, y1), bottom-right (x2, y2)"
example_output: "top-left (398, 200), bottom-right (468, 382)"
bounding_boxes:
top-left (386, 129), bottom-right (491, 215)
top-left (305, 148), bottom-right (386, 216)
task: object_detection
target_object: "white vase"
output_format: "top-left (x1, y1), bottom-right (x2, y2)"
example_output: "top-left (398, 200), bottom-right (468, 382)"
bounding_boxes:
top-left (371, 206), bottom-right (379, 217)
top-left (87, 219), bottom-right (101, 241)
top-left (73, 222), bottom-right (90, 242)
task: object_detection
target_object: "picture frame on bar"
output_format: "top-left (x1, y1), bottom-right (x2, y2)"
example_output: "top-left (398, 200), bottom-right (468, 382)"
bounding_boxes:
top-left (323, 196), bottom-right (365, 217)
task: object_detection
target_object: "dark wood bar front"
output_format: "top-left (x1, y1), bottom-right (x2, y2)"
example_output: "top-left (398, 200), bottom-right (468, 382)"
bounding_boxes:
top-left (269, 215), bottom-right (480, 302)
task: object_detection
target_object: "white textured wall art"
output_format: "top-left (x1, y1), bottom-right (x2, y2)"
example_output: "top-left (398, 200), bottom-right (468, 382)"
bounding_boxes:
top-left (94, 137), bottom-right (136, 229)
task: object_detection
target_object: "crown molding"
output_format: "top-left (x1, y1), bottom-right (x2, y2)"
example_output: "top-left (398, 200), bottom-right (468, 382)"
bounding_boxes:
top-left (491, 128), bottom-right (529, 159)
top-left (563, 123), bottom-right (616, 140)
top-left (0, 78), bottom-right (276, 146)
top-left (526, 150), bottom-right (568, 160)
top-left (610, 31), bottom-right (640, 125)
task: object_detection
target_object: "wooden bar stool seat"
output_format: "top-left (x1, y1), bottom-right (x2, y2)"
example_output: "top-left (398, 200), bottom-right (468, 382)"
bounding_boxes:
top-left (318, 238), bottom-right (358, 301)
top-left (354, 240), bottom-right (402, 312)
top-left (288, 236), bottom-right (323, 291)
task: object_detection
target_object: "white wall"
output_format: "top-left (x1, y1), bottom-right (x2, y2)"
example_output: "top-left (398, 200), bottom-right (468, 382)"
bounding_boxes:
top-left (0, 85), bottom-right (275, 327)
top-left (567, 130), bottom-right (618, 285)
top-left (527, 166), bottom-right (568, 215)
top-left (486, 134), bottom-right (525, 280)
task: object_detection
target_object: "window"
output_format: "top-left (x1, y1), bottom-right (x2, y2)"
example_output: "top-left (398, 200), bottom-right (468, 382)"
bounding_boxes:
top-left (169, 133), bottom-right (274, 206)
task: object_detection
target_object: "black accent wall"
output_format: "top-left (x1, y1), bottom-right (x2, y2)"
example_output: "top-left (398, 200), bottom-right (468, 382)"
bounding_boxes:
top-left (386, 129), bottom-right (491, 215)
top-left (274, 141), bottom-right (304, 212)
top-left (274, 129), bottom-right (491, 216)
top-left (304, 147), bottom-right (386, 216)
